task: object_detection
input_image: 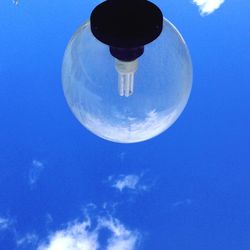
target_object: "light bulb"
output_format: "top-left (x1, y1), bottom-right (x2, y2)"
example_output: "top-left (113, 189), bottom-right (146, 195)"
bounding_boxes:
top-left (62, 0), bottom-right (192, 143)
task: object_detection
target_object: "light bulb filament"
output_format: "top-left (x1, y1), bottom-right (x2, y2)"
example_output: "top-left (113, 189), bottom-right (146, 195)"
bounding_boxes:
top-left (115, 59), bottom-right (138, 97)
top-left (118, 72), bottom-right (134, 97)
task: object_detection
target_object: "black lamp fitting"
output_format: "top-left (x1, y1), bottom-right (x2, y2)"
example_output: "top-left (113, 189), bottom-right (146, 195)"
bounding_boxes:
top-left (90, 0), bottom-right (163, 61)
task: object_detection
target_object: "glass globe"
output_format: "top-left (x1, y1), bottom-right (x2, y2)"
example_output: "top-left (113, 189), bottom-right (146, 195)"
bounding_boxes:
top-left (62, 18), bottom-right (192, 143)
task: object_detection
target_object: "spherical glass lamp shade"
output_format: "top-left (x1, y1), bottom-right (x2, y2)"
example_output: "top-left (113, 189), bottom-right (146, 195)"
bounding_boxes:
top-left (62, 18), bottom-right (192, 143)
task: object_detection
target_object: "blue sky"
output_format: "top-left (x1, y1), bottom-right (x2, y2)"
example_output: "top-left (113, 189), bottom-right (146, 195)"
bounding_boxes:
top-left (0, 0), bottom-right (250, 249)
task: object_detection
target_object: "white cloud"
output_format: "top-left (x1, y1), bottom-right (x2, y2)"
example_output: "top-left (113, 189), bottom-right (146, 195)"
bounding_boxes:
top-left (29, 159), bottom-right (45, 187)
top-left (193, 0), bottom-right (225, 15)
top-left (37, 219), bottom-right (98, 250)
top-left (100, 218), bottom-right (138, 250)
top-left (37, 216), bottom-right (139, 250)
top-left (109, 174), bottom-right (148, 192)
top-left (112, 175), bottom-right (139, 192)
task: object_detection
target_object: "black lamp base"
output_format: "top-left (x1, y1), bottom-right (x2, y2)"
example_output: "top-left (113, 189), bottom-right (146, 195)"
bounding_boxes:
top-left (90, 0), bottom-right (163, 61)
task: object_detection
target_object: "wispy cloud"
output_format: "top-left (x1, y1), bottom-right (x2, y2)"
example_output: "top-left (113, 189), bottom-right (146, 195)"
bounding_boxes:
top-left (12, 0), bottom-right (19, 6)
top-left (16, 233), bottom-right (38, 248)
top-left (118, 152), bottom-right (127, 162)
top-left (109, 174), bottom-right (148, 192)
top-left (45, 213), bottom-right (53, 226)
top-left (37, 216), bottom-right (139, 250)
top-left (193, 0), bottom-right (225, 15)
top-left (0, 217), bottom-right (12, 231)
top-left (172, 199), bottom-right (192, 208)
top-left (29, 159), bottom-right (45, 188)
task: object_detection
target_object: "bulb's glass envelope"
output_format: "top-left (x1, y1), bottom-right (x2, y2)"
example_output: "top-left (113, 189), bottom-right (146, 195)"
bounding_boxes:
top-left (62, 19), bottom-right (192, 143)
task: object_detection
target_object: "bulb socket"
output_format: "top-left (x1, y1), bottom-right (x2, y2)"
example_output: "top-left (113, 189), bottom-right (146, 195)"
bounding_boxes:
top-left (110, 46), bottom-right (144, 62)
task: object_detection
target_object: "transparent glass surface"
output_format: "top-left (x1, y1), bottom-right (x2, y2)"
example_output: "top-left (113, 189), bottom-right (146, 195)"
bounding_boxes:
top-left (62, 19), bottom-right (192, 143)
